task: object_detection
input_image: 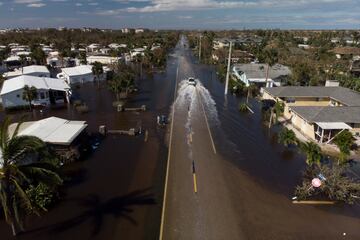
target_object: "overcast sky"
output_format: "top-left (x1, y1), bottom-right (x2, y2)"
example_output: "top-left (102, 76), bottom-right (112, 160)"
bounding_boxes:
top-left (0, 0), bottom-right (359, 29)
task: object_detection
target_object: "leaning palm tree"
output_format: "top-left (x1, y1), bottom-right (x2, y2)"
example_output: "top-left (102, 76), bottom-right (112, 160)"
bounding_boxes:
top-left (278, 128), bottom-right (297, 147)
top-left (0, 118), bottom-right (62, 236)
top-left (300, 141), bottom-right (322, 167)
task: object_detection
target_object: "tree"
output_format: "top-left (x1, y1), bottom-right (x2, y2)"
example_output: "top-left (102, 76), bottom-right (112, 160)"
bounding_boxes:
top-left (109, 64), bottom-right (135, 100)
top-left (333, 130), bottom-right (355, 163)
top-left (92, 61), bottom-right (104, 88)
top-left (19, 55), bottom-right (27, 74)
top-left (79, 51), bottom-right (87, 65)
top-left (0, 118), bottom-right (62, 236)
top-left (300, 141), bottom-right (322, 166)
top-left (264, 48), bottom-right (278, 87)
top-left (30, 47), bottom-right (46, 65)
top-left (295, 164), bottom-right (360, 204)
top-left (278, 128), bottom-right (297, 147)
top-left (22, 85), bottom-right (37, 110)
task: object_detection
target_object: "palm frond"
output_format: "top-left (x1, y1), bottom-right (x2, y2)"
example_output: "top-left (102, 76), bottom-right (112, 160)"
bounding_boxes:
top-left (11, 178), bottom-right (34, 213)
top-left (21, 166), bottom-right (63, 187)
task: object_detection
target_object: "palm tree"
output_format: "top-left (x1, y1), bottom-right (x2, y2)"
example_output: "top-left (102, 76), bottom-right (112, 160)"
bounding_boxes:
top-left (278, 128), bottom-right (297, 147)
top-left (92, 62), bottom-right (104, 88)
top-left (333, 130), bottom-right (355, 163)
top-left (300, 141), bottom-right (322, 166)
top-left (22, 85), bottom-right (37, 110)
top-left (109, 64), bottom-right (135, 100)
top-left (0, 118), bottom-right (62, 236)
top-left (264, 48), bottom-right (278, 87)
top-left (19, 55), bottom-right (27, 74)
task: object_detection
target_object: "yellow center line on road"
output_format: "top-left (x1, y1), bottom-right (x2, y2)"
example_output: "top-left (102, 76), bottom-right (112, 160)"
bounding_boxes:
top-left (196, 88), bottom-right (217, 155)
top-left (159, 65), bottom-right (179, 240)
top-left (193, 173), bottom-right (198, 193)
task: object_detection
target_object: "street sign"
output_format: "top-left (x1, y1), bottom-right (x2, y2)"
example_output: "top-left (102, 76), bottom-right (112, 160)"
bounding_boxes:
top-left (312, 178), bottom-right (322, 188)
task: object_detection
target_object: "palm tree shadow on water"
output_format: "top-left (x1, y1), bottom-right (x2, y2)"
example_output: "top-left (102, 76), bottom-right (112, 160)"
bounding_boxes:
top-left (22, 189), bottom-right (156, 237)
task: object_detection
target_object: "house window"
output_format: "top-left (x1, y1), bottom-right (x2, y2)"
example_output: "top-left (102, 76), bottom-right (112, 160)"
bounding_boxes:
top-left (40, 92), bottom-right (45, 99)
top-left (286, 98), bottom-right (295, 103)
top-left (16, 94), bottom-right (20, 98)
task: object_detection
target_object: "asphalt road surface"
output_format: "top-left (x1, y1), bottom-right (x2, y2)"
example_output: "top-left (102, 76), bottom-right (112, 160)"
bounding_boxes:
top-left (161, 37), bottom-right (360, 240)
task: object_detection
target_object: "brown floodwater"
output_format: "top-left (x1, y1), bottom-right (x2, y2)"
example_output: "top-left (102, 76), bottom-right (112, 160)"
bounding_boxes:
top-left (1, 37), bottom-right (360, 240)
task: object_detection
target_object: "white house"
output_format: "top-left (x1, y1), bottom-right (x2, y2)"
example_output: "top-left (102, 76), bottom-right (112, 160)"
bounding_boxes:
top-left (135, 29), bottom-right (144, 34)
top-left (87, 56), bottom-right (121, 65)
top-left (86, 44), bottom-right (101, 53)
top-left (232, 63), bottom-right (291, 87)
top-left (3, 65), bottom-right (50, 79)
top-left (130, 48), bottom-right (145, 59)
top-left (57, 65), bottom-right (97, 84)
top-left (0, 75), bottom-right (71, 109)
top-left (10, 117), bottom-right (88, 146)
top-left (108, 43), bottom-right (127, 49)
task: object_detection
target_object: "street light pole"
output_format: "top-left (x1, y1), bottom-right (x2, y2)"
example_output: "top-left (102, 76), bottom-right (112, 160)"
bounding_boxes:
top-left (199, 35), bottom-right (202, 62)
top-left (224, 41), bottom-right (233, 95)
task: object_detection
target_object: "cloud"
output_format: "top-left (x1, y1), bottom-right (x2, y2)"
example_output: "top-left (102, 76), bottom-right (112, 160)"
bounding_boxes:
top-left (27, 3), bottom-right (45, 7)
top-left (116, 0), bottom-right (353, 13)
top-left (14, 0), bottom-right (42, 3)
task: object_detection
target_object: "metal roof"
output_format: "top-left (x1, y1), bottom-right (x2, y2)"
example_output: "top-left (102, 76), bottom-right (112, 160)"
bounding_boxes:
top-left (316, 122), bottom-right (351, 130)
top-left (14, 117), bottom-right (87, 145)
top-left (233, 63), bottom-right (291, 80)
top-left (61, 65), bottom-right (93, 77)
top-left (0, 75), bottom-right (70, 95)
top-left (264, 86), bottom-right (360, 107)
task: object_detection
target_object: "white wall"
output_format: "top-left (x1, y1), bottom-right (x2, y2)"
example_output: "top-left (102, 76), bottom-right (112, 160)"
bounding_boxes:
top-left (1, 89), bottom-right (50, 108)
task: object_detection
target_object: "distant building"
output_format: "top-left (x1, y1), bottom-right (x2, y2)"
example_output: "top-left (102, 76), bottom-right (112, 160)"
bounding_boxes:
top-left (350, 60), bottom-right (360, 77)
top-left (213, 39), bottom-right (230, 50)
top-left (130, 48), bottom-right (145, 59)
top-left (87, 55), bottom-right (122, 65)
top-left (330, 47), bottom-right (360, 59)
top-left (0, 75), bottom-right (70, 109)
top-left (135, 28), bottom-right (144, 34)
top-left (86, 44), bottom-right (101, 53)
top-left (232, 63), bottom-right (291, 87)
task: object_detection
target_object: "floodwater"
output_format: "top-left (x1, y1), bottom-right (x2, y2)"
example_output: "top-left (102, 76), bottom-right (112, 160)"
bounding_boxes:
top-left (0, 43), bottom-right (179, 239)
top-left (1, 36), bottom-right (360, 239)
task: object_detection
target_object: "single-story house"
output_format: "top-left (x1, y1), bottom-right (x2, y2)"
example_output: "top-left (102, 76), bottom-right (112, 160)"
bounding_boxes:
top-left (213, 38), bottom-right (230, 50)
top-left (232, 63), bottom-right (291, 87)
top-left (330, 47), bottom-right (360, 59)
top-left (3, 65), bottom-right (50, 79)
top-left (350, 60), bottom-right (360, 77)
top-left (87, 55), bottom-right (121, 65)
top-left (8, 117), bottom-right (88, 163)
top-left (289, 106), bottom-right (360, 142)
top-left (130, 48), bottom-right (145, 59)
top-left (86, 43), bottom-right (101, 53)
top-left (57, 65), bottom-right (98, 84)
top-left (0, 75), bottom-right (71, 109)
top-left (262, 86), bottom-right (360, 142)
top-left (10, 117), bottom-right (88, 146)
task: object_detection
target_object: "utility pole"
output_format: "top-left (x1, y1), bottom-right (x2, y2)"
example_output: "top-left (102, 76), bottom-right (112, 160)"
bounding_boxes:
top-left (224, 41), bottom-right (233, 95)
top-left (199, 35), bottom-right (202, 61)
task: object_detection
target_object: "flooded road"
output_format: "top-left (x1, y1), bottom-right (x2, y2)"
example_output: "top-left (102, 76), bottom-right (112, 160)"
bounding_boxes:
top-left (1, 36), bottom-right (360, 240)
top-left (162, 37), bottom-right (360, 240)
